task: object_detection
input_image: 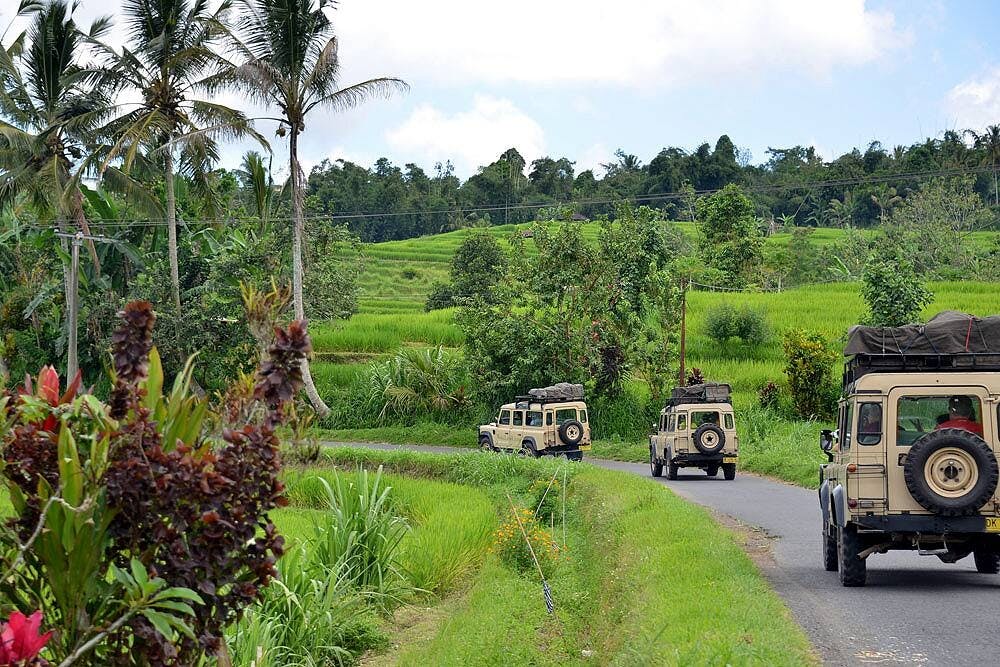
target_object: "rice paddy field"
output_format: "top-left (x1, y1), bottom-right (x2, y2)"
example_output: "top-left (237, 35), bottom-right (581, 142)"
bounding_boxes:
top-left (314, 222), bottom-right (1000, 485)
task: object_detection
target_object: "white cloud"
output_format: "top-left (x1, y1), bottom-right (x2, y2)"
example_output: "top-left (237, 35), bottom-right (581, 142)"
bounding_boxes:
top-left (945, 67), bottom-right (1000, 131)
top-left (577, 143), bottom-right (611, 176)
top-left (336, 0), bottom-right (908, 88)
top-left (385, 95), bottom-right (545, 174)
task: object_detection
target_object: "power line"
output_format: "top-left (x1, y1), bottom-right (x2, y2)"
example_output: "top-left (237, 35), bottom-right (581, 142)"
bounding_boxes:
top-left (10, 163), bottom-right (996, 231)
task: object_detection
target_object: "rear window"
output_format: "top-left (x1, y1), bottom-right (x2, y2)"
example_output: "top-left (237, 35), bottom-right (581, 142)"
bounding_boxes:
top-left (691, 411), bottom-right (720, 427)
top-left (896, 395), bottom-right (982, 446)
top-left (555, 409), bottom-right (577, 424)
top-left (526, 411), bottom-right (543, 427)
top-left (499, 410), bottom-right (510, 425)
top-left (580, 410), bottom-right (588, 423)
top-left (724, 413), bottom-right (734, 430)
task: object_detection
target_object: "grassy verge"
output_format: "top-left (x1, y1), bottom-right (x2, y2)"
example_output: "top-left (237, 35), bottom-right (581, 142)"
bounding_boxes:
top-left (322, 448), bottom-right (815, 665)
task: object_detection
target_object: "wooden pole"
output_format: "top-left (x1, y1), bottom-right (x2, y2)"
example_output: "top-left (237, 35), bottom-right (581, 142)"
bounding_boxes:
top-left (67, 232), bottom-right (82, 381)
top-left (678, 279), bottom-right (687, 387)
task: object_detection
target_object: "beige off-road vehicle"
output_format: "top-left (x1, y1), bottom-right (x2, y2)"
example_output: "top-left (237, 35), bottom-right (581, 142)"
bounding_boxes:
top-left (649, 383), bottom-right (739, 480)
top-left (820, 311), bottom-right (1000, 587)
top-left (478, 383), bottom-right (591, 460)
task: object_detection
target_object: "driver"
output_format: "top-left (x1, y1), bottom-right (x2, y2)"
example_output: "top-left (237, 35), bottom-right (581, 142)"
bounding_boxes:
top-left (935, 395), bottom-right (983, 436)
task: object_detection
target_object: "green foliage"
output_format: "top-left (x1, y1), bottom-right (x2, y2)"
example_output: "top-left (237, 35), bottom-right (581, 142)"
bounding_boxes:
top-left (366, 347), bottom-right (469, 421)
top-left (695, 184), bottom-right (765, 287)
top-left (782, 329), bottom-right (838, 419)
top-left (861, 244), bottom-right (933, 327)
top-left (425, 231), bottom-right (508, 310)
top-left (703, 303), bottom-right (770, 346)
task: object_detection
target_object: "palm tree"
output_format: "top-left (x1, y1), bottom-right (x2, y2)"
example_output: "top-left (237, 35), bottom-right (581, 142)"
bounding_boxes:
top-left (0, 0), bottom-right (112, 275)
top-left (230, 0), bottom-right (407, 416)
top-left (236, 150), bottom-right (276, 233)
top-left (966, 125), bottom-right (1000, 206)
top-left (91, 0), bottom-right (264, 312)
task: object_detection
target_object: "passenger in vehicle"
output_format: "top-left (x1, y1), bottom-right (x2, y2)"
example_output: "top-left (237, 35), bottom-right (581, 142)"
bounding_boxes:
top-left (935, 395), bottom-right (984, 436)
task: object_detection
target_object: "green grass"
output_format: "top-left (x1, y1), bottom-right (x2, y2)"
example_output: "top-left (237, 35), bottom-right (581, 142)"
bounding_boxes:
top-left (333, 449), bottom-right (815, 665)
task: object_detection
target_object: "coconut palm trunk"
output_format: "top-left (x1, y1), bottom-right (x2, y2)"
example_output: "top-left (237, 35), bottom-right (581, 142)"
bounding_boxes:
top-left (289, 127), bottom-right (329, 415)
top-left (163, 147), bottom-right (182, 311)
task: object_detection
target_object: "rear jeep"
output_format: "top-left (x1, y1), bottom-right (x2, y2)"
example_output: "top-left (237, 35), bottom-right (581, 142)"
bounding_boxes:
top-left (650, 383), bottom-right (739, 480)
top-left (819, 311), bottom-right (1000, 587)
top-left (478, 383), bottom-right (591, 460)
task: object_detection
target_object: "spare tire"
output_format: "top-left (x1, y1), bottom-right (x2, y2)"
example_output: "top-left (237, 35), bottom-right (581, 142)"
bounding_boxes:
top-left (904, 428), bottom-right (999, 516)
top-left (693, 423), bottom-right (726, 455)
top-left (559, 419), bottom-right (584, 446)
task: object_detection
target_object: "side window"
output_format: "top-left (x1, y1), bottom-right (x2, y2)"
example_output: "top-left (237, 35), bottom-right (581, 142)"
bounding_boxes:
top-left (545, 412), bottom-right (553, 426)
top-left (526, 411), bottom-right (543, 427)
top-left (580, 410), bottom-right (588, 423)
top-left (724, 413), bottom-right (734, 430)
top-left (677, 414), bottom-right (688, 431)
top-left (513, 411), bottom-right (524, 427)
top-left (668, 415), bottom-right (676, 432)
top-left (857, 403), bottom-right (882, 445)
top-left (499, 410), bottom-right (511, 426)
top-left (841, 402), bottom-right (854, 451)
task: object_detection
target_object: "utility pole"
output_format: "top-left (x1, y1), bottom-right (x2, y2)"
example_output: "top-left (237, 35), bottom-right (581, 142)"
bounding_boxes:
top-left (678, 279), bottom-right (687, 387)
top-left (67, 232), bottom-right (83, 381)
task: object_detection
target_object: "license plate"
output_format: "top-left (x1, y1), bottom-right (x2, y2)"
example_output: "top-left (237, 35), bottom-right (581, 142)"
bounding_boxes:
top-left (987, 518), bottom-right (1000, 533)
top-left (723, 456), bottom-right (737, 464)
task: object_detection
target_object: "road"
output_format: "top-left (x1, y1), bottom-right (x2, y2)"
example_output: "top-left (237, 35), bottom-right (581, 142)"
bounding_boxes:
top-left (324, 442), bottom-right (999, 666)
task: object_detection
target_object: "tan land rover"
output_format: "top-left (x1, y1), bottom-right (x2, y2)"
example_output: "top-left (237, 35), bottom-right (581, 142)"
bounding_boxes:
top-left (649, 383), bottom-right (739, 480)
top-left (478, 383), bottom-right (591, 460)
top-left (820, 311), bottom-right (1000, 587)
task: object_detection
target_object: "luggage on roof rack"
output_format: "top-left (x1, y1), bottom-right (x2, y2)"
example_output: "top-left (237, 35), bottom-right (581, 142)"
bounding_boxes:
top-left (522, 383), bottom-right (585, 403)
top-left (843, 311), bottom-right (1000, 383)
top-left (667, 382), bottom-right (731, 406)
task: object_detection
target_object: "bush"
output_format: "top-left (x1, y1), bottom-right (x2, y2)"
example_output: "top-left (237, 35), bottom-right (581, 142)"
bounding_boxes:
top-left (861, 245), bottom-right (933, 327)
top-left (366, 347), bottom-right (469, 421)
top-left (703, 303), bottom-right (770, 346)
top-left (491, 506), bottom-right (565, 574)
top-left (757, 381), bottom-right (781, 410)
top-left (782, 329), bottom-right (838, 419)
top-left (424, 281), bottom-right (455, 311)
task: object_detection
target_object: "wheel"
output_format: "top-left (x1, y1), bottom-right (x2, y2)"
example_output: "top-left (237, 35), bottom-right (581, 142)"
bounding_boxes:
top-left (722, 463), bottom-right (736, 480)
top-left (837, 524), bottom-right (867, 587)
top-left (973, 549), bottom-right (1000, 574)
top-left (650, 449), bottom-right (663, 478)
top-left (566, 451), bottom-right (583, 462)
top-left (558, 420), bottom-right (585, 447)
top-left (903, 428), bottom-right (999, 516)
top-left (667, 463), bottom-right (678, 480)
top-left (693, 423), bottom-right (726, 455)
top-left (479, 437), bottom-right (493, 452)
top-left (822, 524), bottom-right (838, 572)
top-left (520, 442), bottom-right (539, 458)
top-left (706, 466), bottom-right (719, 477)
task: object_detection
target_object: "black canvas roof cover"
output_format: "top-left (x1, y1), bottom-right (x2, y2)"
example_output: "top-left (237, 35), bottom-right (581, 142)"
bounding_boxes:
top-left (668, 382), bottom-right (732, 406)
top-left (845, 311), bottom-right (1000, 357)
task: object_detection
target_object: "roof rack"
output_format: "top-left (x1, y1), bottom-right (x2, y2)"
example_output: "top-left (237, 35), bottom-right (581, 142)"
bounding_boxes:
top-left (665, 383), bottom-right (732, 408)
top-left (844, 352), bottom-right (1000, 384)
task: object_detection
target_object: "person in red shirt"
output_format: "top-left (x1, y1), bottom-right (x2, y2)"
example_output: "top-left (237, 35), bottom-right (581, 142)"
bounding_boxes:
top-left (935, 395), bottom-right (984, 437)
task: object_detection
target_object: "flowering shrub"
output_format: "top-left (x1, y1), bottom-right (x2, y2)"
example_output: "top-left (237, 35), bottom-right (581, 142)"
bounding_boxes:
top-left (0, 301), bottom-right (310, 664)
top-left (491, 507), bottom-right (565, 574)
top-left (757, 381), bottom-right (781, 410)
top-left (0, 610), bottom-right (52, 666)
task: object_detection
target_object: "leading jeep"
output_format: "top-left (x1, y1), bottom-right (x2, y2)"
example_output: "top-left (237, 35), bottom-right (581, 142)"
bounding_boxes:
top-left (650, 383), bottom-right (739, 480)
top-left (820, 311), bottom-right (1000, 587)
top-left (478, 383), bottom-right (591, 460)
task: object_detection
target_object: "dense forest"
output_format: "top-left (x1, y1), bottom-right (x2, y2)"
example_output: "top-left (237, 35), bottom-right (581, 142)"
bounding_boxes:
top-left (304, 131), bottom-right (1000, 242)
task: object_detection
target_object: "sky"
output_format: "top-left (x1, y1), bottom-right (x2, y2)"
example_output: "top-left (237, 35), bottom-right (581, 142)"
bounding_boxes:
top-left (4, 0), bottom-right (1000, 180)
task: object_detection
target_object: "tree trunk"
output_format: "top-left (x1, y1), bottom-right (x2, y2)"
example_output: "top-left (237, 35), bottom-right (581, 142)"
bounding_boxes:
top-left (72, 189), bottom-right (101, 276)
top-left (164, 148), bottom-right (181, 312)
top-left (289, 129), bottom-right (331, 417)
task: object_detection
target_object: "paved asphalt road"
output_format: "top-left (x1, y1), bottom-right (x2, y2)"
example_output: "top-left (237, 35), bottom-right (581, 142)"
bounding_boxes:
top-left (324, 442), bottom-right (999, 666)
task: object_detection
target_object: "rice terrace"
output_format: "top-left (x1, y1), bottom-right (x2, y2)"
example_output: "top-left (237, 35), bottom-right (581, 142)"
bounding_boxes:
top-left (1, 0), bottom-right (1000, 665)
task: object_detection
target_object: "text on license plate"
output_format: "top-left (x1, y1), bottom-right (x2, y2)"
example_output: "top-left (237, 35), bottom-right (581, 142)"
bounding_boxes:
top-left (723, 456), bottom-right (737, 464)
top-left (986, 517), bottom-right (1000, 532)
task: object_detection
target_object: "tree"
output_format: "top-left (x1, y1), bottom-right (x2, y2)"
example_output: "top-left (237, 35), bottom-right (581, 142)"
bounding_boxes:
top-left (695, 183), bottom-right (764, 286)
top-left (236, 150), bottom-right (277, 232)
top-left (425, 231), bottom-right (508, 310)
top-left (966, 125), bottom-right (1000, 206)
top-left (94, 0), bottom-right (262, 312)
top-left (783, 329), bottom-right (837, 419)
top-left (861, 243), bottom-right (933, 327)
top-left (232, 0), bottom-right (407, 416)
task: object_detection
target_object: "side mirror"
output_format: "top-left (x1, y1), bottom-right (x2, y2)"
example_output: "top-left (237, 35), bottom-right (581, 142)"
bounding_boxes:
top-left (652, 422), bottom-right (658, 432)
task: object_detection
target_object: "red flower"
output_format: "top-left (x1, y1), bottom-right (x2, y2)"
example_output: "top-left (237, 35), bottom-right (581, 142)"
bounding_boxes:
top-left (0, 610), bottom-right (52, 665)
top-left (37, 367), bottom-right (60, 406)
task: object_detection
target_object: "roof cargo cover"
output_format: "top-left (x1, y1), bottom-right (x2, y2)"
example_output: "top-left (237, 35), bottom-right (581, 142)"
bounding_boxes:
top-left (668, 382), bottom-right (732, 406)
top-left (526, 383), bottom-right (585, 402)
top-left (845, 311), bottom-right (1000, 357)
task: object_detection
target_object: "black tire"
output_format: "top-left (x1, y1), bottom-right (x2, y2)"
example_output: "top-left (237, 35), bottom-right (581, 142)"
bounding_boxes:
top-left (706, 466), bottom-right (719, 477)
top-left (722, 463), bottom-right (736, 480)
top-left (479, 437), bottom-right (493, 452)
top-left (903, 428), bottom-right (999, 516)
top-left (837, 524), bottom-right (867, 587)
top-left (566, 451), bottom-right (583, 462)
top-left (650, 449), bottom-right (663, 477)
top-left (973, 549), bottom-right (1000, 574)
top-left (822, 524), bottom-right (838, 572)
top-left (667, 463), bottom-right (678, 480)
top-left (693, 423), bottom-right (726, 455)
top-left (558, 419), bottom-right (585, 446)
